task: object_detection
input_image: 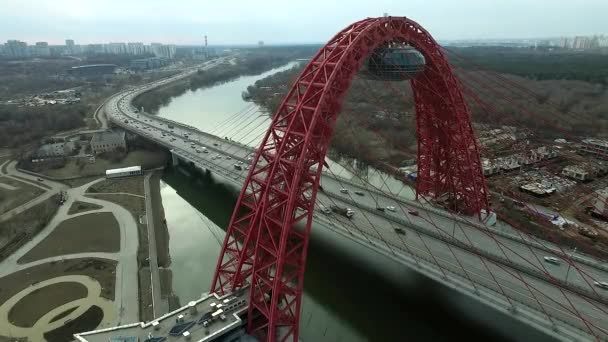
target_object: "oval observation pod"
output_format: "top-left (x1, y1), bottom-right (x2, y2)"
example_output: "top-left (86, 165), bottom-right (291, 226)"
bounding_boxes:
top-left (364, 46), bottom-right (426, 81)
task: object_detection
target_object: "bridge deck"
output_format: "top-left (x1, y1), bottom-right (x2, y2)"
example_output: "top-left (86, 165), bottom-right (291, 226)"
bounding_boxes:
top-left (99, 63), bottom-right (608, 341)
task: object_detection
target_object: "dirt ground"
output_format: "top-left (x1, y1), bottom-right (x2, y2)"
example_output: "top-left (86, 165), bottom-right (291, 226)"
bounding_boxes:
top-left (18, 213), bottom-right (120, 263)
top-left (39, 150), bottom-right (168, 179)
top-left (138, 267), bottom-right (153, 322)
top-left (0, 258), bottom-right (116, 305)
top-left (0, 177), bottom-right (45, 214)
top-left (0, 195), bottom-right (60, 262)
top-left (8, 282), bottom-right (87, 328)
top-left (88, 176), bottom-right (144, 196)
top-left (67, 201), bottom-right (103, 215)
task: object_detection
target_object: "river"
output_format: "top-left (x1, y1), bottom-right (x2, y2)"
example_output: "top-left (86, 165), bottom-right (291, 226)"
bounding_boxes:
top-left (155, 62), bottom-right (554, 341)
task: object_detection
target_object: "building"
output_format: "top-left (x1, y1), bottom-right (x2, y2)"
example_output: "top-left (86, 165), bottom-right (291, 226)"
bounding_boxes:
top-left (106, 166), bottom-right (142, 178)
top-left (34, 142), bottom-right (75, 158)
top-left (4, 40), bottom-right (29, 58)
top-left (65, 39), bottom-right (75, 54)
top-left (127, 42), bottom-right (145, 55)
top-left (580, 139), bottom-right (608, 160)
top-left (130, 57), bottom-right (169, 70)
top-left (561, 165), bottom-right (589, 181)
top-left (150, 43), bottom-right (176, 59)
top-left (591, 187), bottom-right (608, 219)
top-left (90, 130), bottom-right (126, 154)
top-left (106, 42), bottom-right (127, 55)
top-left (86, 44), bottom-right (104, 54)
top-left (68, 64), bottom-right (117, 77)
top-left (33, 42), bottom-right (50, 56)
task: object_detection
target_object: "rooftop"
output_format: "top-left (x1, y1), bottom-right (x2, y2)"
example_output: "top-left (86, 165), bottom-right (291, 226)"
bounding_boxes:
top-left (582, 139), bottom-right (608, 148)
top-left (91, 130), bottom-right (125, 144)
top-left (75, 289), bottom-right (250, 342)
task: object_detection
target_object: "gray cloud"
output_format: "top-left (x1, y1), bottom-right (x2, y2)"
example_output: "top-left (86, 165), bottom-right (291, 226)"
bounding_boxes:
top-left (1, 0), bottom-right (606, 44)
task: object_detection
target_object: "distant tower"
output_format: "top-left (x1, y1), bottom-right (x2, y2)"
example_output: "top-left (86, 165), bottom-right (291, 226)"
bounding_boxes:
top-left (204, 35), bottom-right (208, 58)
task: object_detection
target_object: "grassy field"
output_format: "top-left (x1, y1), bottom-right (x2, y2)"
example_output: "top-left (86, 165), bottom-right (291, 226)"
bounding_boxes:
top-left (67, 201), bottom-right (103, 215)
top-left (39, 150), bottom-right (167, 179)
top-left (0, 177), bottom-right (45, 214)
top-left (88, 175), bottom-right (144, 195)
top-left (19, 213), bottom-right (120, 263)
top-left (0, 194), bottom-right (60, 262)
top-left (8, 282), bottom-right (87, 328)
top-left (85, 194), bottom-right (145, 221)
top-left (0, 258), bottom-right (116, 305)
top-left (43, 305), bottom-right (103, 342)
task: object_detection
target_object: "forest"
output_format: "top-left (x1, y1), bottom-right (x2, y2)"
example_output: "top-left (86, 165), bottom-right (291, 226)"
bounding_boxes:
top-left (244, 47), bottom-right (608, 168)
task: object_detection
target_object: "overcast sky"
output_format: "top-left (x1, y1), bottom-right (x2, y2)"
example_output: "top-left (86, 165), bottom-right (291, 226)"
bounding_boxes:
top-left (1, 0), bottom-right (607, 45)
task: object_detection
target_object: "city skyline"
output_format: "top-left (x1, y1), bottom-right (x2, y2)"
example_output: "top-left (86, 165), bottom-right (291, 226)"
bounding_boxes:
top-left (1, 0), bottom-right (608, 45)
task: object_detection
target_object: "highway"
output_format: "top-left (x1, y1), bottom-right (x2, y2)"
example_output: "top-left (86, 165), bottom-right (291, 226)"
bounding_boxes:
top-left (101, 59), bottom-right (608, 341)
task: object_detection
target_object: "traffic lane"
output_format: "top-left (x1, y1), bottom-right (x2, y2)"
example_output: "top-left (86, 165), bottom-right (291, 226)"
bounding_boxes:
top-left (315, 202), bottom-right (608, 338)
top-left (115, 108), bottom-right (608, 296)
top-left (318, 176), bottom-right (608, 289)
top-left (113, 115), bottom-right (608, 338)
top-left (116, 112), bottom-right (608, 297)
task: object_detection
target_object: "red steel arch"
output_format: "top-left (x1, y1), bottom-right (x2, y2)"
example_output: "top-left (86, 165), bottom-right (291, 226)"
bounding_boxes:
top-left (212, 16), bottom-right (489, 341)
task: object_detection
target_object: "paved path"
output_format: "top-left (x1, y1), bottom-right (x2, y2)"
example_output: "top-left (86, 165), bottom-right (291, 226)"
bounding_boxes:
top-left (0, 177), bottom-right (141, 337)
top-left (0, 275), bottom-right (115, 341)
top-left (0, 160), bottom-right (67, 222)
top-left (144, 172), bottom-right (168, 317)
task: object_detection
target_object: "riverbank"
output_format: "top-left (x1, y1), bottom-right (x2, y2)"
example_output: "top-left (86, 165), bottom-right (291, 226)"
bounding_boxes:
top-left (133, 47), bottom-right (318, 114)
top-left (148, 171), bottom-right (180, 311)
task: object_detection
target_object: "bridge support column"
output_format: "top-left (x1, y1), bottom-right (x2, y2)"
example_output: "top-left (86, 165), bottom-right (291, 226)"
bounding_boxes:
top-left (171, 150), bottom-right (179, 167)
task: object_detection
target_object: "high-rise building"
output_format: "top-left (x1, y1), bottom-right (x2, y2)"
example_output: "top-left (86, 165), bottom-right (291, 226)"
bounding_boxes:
top-left (86, 44), bottom-right (104, 54)
top-left (127, 42), bottom-right (145, 55)
top-left (150, 43), bottom-right (175, 59)
top-left (33, 42), bottom-right (50, 56)
top-left (5, 40), bottom-right (29, 58)
top-left (65, 39), bottom-right (75, 54)
top-left (106, 42), bottom-right (127, 55)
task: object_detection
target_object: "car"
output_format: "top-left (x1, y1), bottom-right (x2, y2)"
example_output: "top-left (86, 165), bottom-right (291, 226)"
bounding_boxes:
top-left (543, 256), bottom-right (561, 265)
top-left (340, 188), bottom-right (349, 194)
top-left (386, 206), bottom-right (396, 212)
top-left (320, 207), bottom-right (331, 214)
top-left (245, 165), bottom-right (250, 170)
top-left (234, 164), bottom-right (243, 170)
top-left (225, 156), bottom-right (231, 160)
top-left (376, 207), bottom-right (385, 212)
top-left (37, 177), bottom-right (43, 182)
top-left (346, 208), bottom-right (355, 218)
top-left (213, 143), bottom-right (219, 146)
top-left (408, 210), bottom-right (419, 216)
top-left (594, 281), bottom-right (608, 289)
top-left (203, 149), bottom-right (209, 153)
top-left (394, 228), bottom-right (406, 235)
top-left (354, 191), bottom-right (365, 196)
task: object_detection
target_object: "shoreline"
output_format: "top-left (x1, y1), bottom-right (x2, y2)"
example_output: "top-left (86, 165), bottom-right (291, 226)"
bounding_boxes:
top-left (148, 169), bottom-right (181, 313)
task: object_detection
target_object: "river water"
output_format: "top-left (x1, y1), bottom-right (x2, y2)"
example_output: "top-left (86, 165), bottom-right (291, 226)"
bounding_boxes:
top-left (155, 63), bottom-right (553, 341)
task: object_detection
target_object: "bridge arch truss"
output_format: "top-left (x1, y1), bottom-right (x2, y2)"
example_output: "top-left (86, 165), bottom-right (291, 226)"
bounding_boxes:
top-left (212, 16), bottom-right (489, 341)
